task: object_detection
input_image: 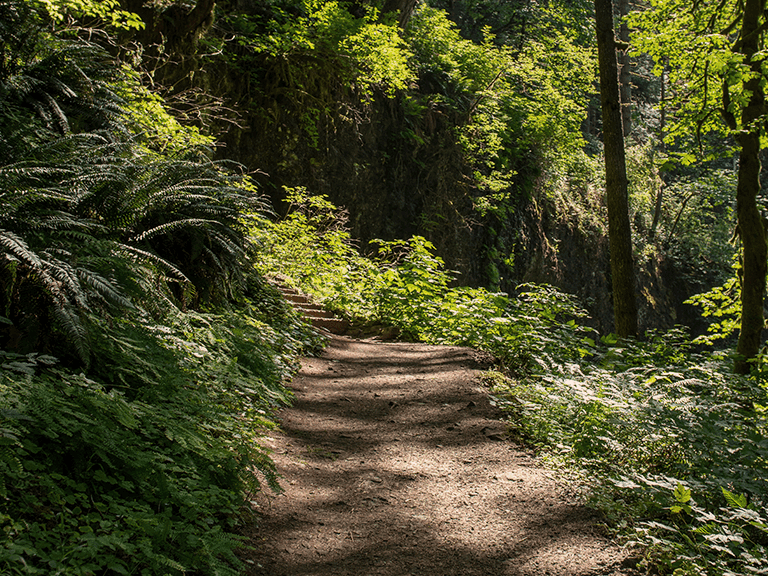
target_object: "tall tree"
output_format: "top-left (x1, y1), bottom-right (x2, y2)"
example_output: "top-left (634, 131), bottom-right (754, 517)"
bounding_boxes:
top-left (594, 0), bottom-right (638, 337)
top-left (632, 0), bottom-right (767, 373)
top-left (729, 0), bottom-right (767, 373)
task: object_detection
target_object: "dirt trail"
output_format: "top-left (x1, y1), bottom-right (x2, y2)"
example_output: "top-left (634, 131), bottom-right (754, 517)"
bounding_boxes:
top-left (243, 335), bottom-right (634, 576)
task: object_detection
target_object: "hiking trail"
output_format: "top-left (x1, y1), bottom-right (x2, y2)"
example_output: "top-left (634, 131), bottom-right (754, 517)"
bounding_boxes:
top-left (243, 335), bottom-right (637, 576)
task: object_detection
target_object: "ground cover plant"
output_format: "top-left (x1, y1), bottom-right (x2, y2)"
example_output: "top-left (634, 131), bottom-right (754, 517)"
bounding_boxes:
top-left (258, 190), bottom-right (768, 576)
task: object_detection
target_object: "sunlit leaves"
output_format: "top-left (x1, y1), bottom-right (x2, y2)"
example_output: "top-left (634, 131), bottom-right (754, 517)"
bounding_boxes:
top-left (686, 274), bottom-right (741, 345)
top-left (342, 22), bottom-right (414, 96)
top-left (114, 68), bottom-right (215, 156)
top-left (629, 0), bottom-right (768, 145)
top-left (225, 1), bottom-right (414, 97)
top-left (490, 324), bottom-right (768, 575)
top-left (30, 0), bottom-right (144, 30)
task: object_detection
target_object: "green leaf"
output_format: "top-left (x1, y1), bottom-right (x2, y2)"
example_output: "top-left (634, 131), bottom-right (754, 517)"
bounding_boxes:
top-left (721, 488), bottom-right (747, 509)
top-left (673, 482), bottom-right (692, 504)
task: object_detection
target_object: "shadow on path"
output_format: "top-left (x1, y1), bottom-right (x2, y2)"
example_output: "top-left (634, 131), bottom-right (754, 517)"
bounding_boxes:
top-left (244, 336), bottom-right (631, 576)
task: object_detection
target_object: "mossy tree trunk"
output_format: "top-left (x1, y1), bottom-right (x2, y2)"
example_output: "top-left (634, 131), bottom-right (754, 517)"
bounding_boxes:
top-left (594, 0), bottom-right (638, 338)
top-left (733, 0), bottom-right (768, 374)
top-left (617, 0), bottom-right (631, 138)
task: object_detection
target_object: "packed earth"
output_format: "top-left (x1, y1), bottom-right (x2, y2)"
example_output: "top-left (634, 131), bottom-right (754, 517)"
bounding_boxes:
top-left (243, 335), bottom-right (641, 576)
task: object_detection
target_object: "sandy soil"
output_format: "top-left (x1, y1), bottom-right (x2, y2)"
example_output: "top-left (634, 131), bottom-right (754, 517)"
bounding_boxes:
top-left (241, 335), bottom-right (638, 576)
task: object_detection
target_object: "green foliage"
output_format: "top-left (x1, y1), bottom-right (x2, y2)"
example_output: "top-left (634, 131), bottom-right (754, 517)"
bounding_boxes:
top-left (0, 2), bottom-right (270, 360)
top-left (30, 0), bottom-right (144, 30)
top-left (490, 332), bottom-right (768, 574)
top-left (0, 300), bottom-right (311, 575)
top-left (0, 2), bottom-right (127, 158)
top-left (257, 191), bottom-right (590, 369)
top-left (341, 20), bottom-right (413, 96)
top-left (408, 5), bottom-right (595, 203)
top-left (627, 482), bottom-right (768, 576)
top-left (257, 190), bottom-right (594, 380)
top-left (373, 236), bottom-right (592, 369)
top-left (372, 236), bottom-right (454, 340)
top-left (629, 0), bottom-right (768, 149)
top-left (216, 1), bottom-right (596, 232)
top-left (0, 134), bottom-right (267, 362)
top-left (0, 4), bottom-right (317, 575)
top-left (115, 68), bottom-right (215, 155)
top-left (686, 259), bottom-right (742, 345)
top-left (257, 189), bottom-right (767, 574)
top-left (220, 0), bottom-right (413, 97)
top-left (659, 168), bottom-right (736, 281)
top-left (253, 187), bottom-right (381, 320)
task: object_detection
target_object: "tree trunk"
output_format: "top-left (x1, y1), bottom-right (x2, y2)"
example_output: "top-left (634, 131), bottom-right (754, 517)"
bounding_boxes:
top-left (594, 0), bottom-right (638, 338)
top-left (649, 59), bottom-right (668, 241)
top-left (734, 0), bottom-right (767, 373)
top-left (383, 0), bottom-right (418, 28)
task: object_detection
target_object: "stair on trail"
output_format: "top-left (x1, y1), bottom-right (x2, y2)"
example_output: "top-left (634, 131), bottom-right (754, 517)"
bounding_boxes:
top-left (275, 284), bottom-right (350, 335)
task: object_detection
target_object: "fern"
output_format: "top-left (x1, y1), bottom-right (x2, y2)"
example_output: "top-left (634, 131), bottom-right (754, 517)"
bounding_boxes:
top-left (0, 6), bottom-right (306, 574)
top-left (723, 487), bottom-right (748, 510)
top-left (132, 217), bottom-right (226, 242)
top-left (0, 230), bottom-right (41, 267)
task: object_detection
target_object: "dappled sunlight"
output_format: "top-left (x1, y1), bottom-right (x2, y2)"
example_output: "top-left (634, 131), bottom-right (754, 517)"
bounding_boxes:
top-left (247, 336), bottom-right (626, 575)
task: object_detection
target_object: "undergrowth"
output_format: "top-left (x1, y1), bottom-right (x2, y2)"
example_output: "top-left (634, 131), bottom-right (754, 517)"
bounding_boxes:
top-left (0, 281), bottom-right (321, 575)
top-left (0, 3), bottom-right (323, 573)
top-left (258, 190), bottom-right (768, 576)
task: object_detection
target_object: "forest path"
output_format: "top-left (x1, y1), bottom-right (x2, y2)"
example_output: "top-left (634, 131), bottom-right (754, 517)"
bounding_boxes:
top-left (243, 335), bottom-right (634, 576)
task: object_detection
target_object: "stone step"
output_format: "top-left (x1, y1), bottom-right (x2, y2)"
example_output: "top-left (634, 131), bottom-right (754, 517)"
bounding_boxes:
top-left (296, 306), bottom-right (336, 319)
top-left (291, 300), bottom-right (324, 311)
top-left (270, 279), bottom-right (349, 335)
top-left (282, 291), bottom-right (311, 304)
top-left (310, 316), bottom-right (350, 333)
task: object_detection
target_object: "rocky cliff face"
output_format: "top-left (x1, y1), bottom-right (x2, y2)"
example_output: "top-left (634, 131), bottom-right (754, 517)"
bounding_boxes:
top-left (136, 4), bottom-right (701, 337)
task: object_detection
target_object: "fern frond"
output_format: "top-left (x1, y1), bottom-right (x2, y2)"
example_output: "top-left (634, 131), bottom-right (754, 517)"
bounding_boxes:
top-left (76, 267), bottom-right (134, 311)
top-left (0, 230), bottom-right (42, 268)
top-left (117, 244), bottom-right (191, 284)
top-left (40, 254), bottom-right (91, 310)
top-left (131, 218), bottom-right (222, 243)
top-left (722, 488), bottom-right (747, 509)
top-left (51, 303), bottom-right (89, 365)
top-left (201, 245), bottom-right (224, 272)
top-left (41, 91), bottom-right (69, 134)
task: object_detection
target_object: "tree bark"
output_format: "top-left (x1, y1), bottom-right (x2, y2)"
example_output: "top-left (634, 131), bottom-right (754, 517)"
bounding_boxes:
top-left (734, 0), bottom-right (768, 374)
top-left (383, 0), bottom-right (418, 28)
top-left (594, 0), bottom-right (638, 338)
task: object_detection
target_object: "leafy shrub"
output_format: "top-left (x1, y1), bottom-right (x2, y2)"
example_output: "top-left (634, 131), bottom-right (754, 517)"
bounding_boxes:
top-left (0, 294), bottom-right (317, 575)
top-left (488, 330), bottom-right (767, 574)
top-left (621, 481), bottom-right (768, 576)
top-left (0, 4), bottom-right (320, 575)
top-left (257, 190), bottom-right (593, 367)
top-left (253, 187), bottom-right (381, 320)
top-left (0, 2), bottom-right (269, 363)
